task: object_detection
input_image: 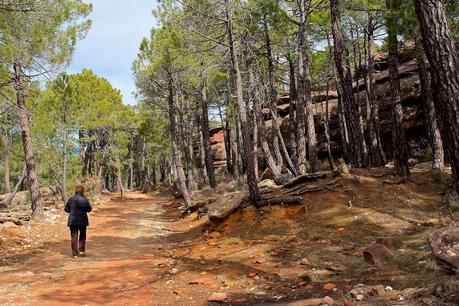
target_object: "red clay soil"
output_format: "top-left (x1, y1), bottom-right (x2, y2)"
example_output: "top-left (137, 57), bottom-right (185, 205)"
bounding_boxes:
top-left (0, 168), bottom-right (458, 305)
top-left (0, 192), bottom-right (221, 305)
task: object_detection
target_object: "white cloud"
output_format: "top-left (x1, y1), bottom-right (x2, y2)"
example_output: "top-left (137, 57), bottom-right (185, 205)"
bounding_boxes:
top-left (68, 0), bottom-right (158, 105)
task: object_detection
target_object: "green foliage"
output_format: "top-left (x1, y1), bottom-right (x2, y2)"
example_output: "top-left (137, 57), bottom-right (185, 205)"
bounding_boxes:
top-left (30, 69), bottom-right (138, 195)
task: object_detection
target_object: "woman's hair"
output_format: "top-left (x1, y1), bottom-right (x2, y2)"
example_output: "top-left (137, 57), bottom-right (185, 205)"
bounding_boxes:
top-left (75, 184), bottom-right (85, 194)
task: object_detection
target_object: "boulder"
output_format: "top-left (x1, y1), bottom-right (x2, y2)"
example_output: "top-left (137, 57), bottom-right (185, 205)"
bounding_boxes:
top-left (363, 244), bottom-right (394, 264)
top-left (428, 223), bottom-right (459, 274)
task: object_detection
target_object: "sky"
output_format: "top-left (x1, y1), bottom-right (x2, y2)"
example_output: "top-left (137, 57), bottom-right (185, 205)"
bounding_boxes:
top-left (68, 0), bottom-right (158, 105)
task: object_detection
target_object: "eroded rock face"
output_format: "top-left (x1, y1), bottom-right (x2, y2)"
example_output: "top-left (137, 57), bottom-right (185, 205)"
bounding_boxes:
top-left (428, 223), bottom-right (459, 274)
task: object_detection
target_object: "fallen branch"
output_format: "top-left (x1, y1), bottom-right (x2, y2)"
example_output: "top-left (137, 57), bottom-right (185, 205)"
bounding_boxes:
top-left (282, 171), bottom-right (338, 189)
top-left (281, 179), bottom-right (342, 196)
top-left (256, 196), bottom-right (305, 207)
top-left (295, 179), bottom-right (342, 195)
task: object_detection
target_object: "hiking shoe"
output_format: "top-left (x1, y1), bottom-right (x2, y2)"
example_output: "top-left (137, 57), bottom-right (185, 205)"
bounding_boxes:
top-left (73, 256), bottom-right (78, 259)
top-left (79, 252), bottom-right (86, 257)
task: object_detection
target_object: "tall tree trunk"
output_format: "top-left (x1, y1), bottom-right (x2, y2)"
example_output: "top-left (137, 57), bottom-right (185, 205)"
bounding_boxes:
top-left (62, 125), bottom-right (68, 203)
top-left (167, 72), bottom-right (192, 207)
top-left (351, 26), bottom-right (369, 165)
top-left (231, 111), bottom-right (241, 182)
top-left (414, 38), bottom-right (444, 170)
top-left (200, 82), bottom-right (217, 189)
top-left (386, 0), bottom-right (410, 177)
top-left (253, 109), bottom-right (259, 181)
top-left (218, 104), bottom-right (232, 175)
top-left (415, 0), bottom-right (459, 191)
top-left (270, 109), bottom-right (298, 176)
top-left (2, 119), bottom-right (10, 193)
top-left (330, 0), bottom-right (366, 168)
top-left (326, 31), bottom-right (350, 163)
top-left (324, 83), bottom-right (336, 171)
top-left (225, 0), bottom-right (260, 202)
top-left (152, 159), bottom-right (157, 186)
top-left (62, 95), bottom-right (68, 204)
top-left (297, 0), bottom-right (319, 173)
top-left (198, 117), bottom-right (209, 184)
top-left (263, 12), bottom-right (283, 168)
top-left (286, 53), bottom-right (298, 165)
top-left (185, 97), bottom-right (197, 191)
top-left (249, 61), bottom-right (286, 185)
top-left (116, 157), bottom-right (124, 198)
top-left (14, 60), bottom-right (43, 217)
top-left (160, 158), bottom-right (166, 183)
top-left (129, 142), bottom-right (134, 189)
top-left (366, 19), bottom-right (386, 167)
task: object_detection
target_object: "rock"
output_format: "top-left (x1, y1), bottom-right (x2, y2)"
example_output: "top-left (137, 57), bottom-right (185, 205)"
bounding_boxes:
top-left (189, 275), bottom-right (212, 285)
top-left (172, 288), bottom-right (184, 295)
top-left (428, 223), bottom-right (459, 274)
top-left (300, 258), bottom-right (311, 265)
top-left (342, 243), bottom-right (356, 251)
top-left (322, 296), bottom-right (335, 305)
top-left (377, 236), bottom-right (403, 250)
top-left (350, 284), bottom-right (385, 300)
top-left (323, 283), bottom-right (336, 291)
top-left (344, 300), bottom-right (355, 306)
top-left (0, 221), bottom-right (17, 228)
top-left (371, 285), bottom-right (386, 296)
top-left (363, 244), bottom-right (394, 264)
top-left (169, 268), bottom-right (179, 275)
top-left (386, 286), bottom-right (393, 291)
top-left (286, 298), bottom-right (325, 306)
top-left (258, 179), bottom-right (280, 192)
top-left (254, 291), bottom-right (266, 296)
top-left (208, 231), bottom-right (222, 239)
top-left (188, 212), bottom-right (199, 221)
top-left (445, 189), bottom-right (459, 211)
top-left (301, 269), bottom-right (335, 282)
top-left (432, 283), bottom-right (448, 298)
top-left (208, 292), bottom-right (228, 302)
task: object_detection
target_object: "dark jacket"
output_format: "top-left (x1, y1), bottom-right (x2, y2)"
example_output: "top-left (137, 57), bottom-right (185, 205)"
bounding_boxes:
top-left (65, 193), bottom-right (92, 226)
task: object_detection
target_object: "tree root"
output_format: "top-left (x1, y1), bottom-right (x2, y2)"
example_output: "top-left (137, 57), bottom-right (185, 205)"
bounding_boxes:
top-left (256, 196), bottom-right (305, 207)
top-left (282, 171), bottom-right (338, 189)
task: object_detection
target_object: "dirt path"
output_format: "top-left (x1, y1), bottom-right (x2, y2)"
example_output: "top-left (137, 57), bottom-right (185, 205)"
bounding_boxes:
top-left (0, 192), bottom-right (212, 306)
top-left (0, 171), bottom-right (456, 305)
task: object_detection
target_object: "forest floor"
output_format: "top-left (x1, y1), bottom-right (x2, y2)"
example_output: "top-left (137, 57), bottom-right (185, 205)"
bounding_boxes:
top-left (0, 168), bottom-right (458, 305)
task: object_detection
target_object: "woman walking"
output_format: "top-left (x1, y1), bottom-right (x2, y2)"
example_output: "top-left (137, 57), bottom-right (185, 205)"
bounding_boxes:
top-left (64, 184), bottom-right (92, 258)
